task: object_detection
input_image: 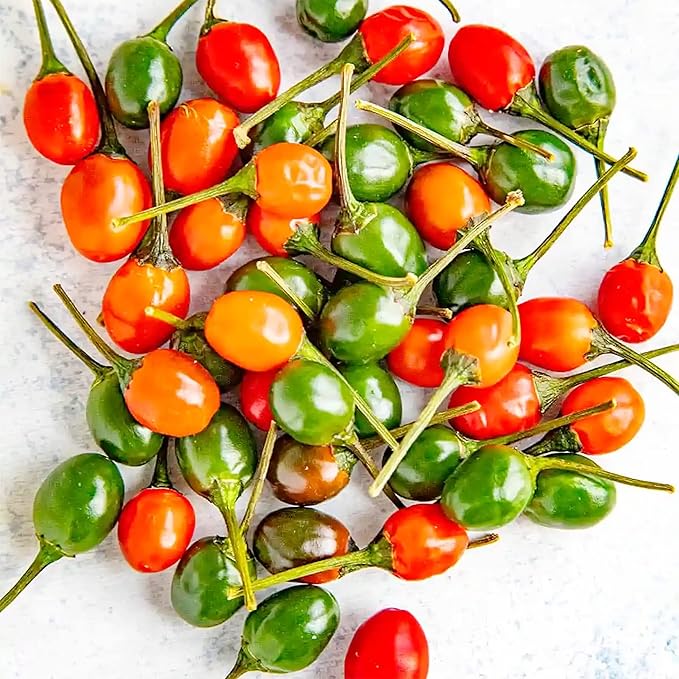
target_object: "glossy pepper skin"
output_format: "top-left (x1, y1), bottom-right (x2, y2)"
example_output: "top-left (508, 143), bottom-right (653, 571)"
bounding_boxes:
top-left (270, 359), bottom-right (355, 445)
top-left (525, 454), bottom-right (616, 529)
top-left (171, 536), bottom-right (254, 627)
top-left (227, 585), bottom-right (340, 677)
top-left (266, 436), bottom-right (357, 505)
top-left (297, 0), bottom-right (368, 42)
top-left (240, 369), bottom-right (278, 431)
top-left (345, 608), bottom-right (429, 679)
top-left (225, 256), bottom-right (327, 318)
top-left (254, 507), bottom-right (355, 584)
top-left (340, 362), bottom-right (402, 437)
top-left (387, 317), bottom-right (446, 388)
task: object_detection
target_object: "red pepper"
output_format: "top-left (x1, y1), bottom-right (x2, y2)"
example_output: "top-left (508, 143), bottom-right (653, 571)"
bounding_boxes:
top-left (240, 368), bottom-right (279, 431)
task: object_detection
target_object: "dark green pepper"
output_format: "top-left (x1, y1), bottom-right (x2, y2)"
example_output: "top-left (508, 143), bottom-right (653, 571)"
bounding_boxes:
top-left (171, 536), bottom-right (255, 627)
top-left (176, 404), bottom-right (258, 610)
top-left (225, 256), bottom-right (327, 318)
top-left (225, 585), bottom-right (340, 677)
top-left (0, 453), bottom-right (124, 612)
top-left (340, 362), bottom-right (402, 437)
top-left (524, 454), bottom-right (616, 529)
top-left (105, 0), bottom-right (198, 128)
top-left (296, 0), bottom-right (368, 42)
top-left (30, 302), bottom-right (163, 466)
top-left (539, 45), bottom-right (618, 246)
top-left (254, 507), bottom-right (355, 582)
top-left (433, 149), bottom-right (636, 312)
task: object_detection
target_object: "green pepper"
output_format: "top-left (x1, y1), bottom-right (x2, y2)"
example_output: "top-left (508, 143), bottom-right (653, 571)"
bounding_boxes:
top-left (176, 404), bottom-right (258, 610)
top-left (296, 0), bottom-right (368, 42)
top-left (171, 312), bottom-right (242, 392)
top-left (225, 256), bottom-right (327, 318)
top-left (0, 453), bottom-right (124, 612)
top-left (270, 359), bottom-right (355, 445)
top-left (539, 45), bottom-right (617, 246)
top-left (524, 454), bottom-right (617, 529)
top-left (30, 302), bottom-right (163, 466)
top-left (171, 536), bottom-right (255, 627)
top-left (254, 507), bottom-right (355, 579)
top-left (225, 585), bottom-right (340, 677)
top-left (340, 362), bottom-right (402, 437)
top-left (105, 0), bottom-right (198, 128)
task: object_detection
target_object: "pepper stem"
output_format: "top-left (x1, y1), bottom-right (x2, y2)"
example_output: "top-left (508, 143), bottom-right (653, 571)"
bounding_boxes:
top-left (150, 440), bottom-right (172, 488)
top-left (284, 220), bottom-right (417, 290)
top-left (201, 0), bottom-right (219, 33)
top-left (48, 0), bottom-right (124, 155)
top-left (437, 0), bottom-right (461, 21)
top-left (0, 539), bottom-right (64, 613)
top-left (347, 436), bottom-right (405, 509)
top-left (211, 479), bottom-right (257, 612)
top-left (355, 99), bottom-right (483, 168)
top-left (403, 192), bottom-right (525, 309)
top-left (147, 0), bottom-right (199, 43)
top-left (416, 306), bottom-right (453, 320)
top-left (112, 161), bottom-right (258, 229)
top-left (28, 301), bottom-right (107, 378)
top-left (509, 83), bottom-right (646, 182)
top-left (225, 650), bottom-right (259, 679)
top-left (144, 306), bottom-right (192, 330)
top-left (52, 284), bottom-right (129, 371)
top-left (591, 325), bottom-right (679, 398)
top-left (233, 33), bottom-right (371, 148)
top-left (33, 0), bottom-right (67, 78)
top-left (468, 533), bottom-right (500, 548)
top-left (631, 153), bottom-right (679, 267)
top-left (336, 63), bottom-right (361, 214)
top-left (369, 350), bottom-right (481, 498)
top-left (530, 456), bottom-right (674, 493)
top-left (514, 148), bottom-right (637, 281)
top-left (255, 261), bottom-right (316, 319)
top-left (475, 120), bottom-right (552, 160)
top-left (585, 119), bottom-right (615, 248)
top-left (240, 423), bottom-right (277, 535)
top-left (306, 121), bottom-right (337, 148)
top-left (522, 427), bottom-right (584, 457)
top-left (319, 35), bottom-right (413, 115)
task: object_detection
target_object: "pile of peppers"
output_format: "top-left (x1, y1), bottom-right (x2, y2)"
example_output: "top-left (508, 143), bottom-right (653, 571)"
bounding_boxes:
top-left (5, 0), bottom-right (678, 677)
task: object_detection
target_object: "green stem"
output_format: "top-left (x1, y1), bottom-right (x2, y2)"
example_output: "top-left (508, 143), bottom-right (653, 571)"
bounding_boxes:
top-left (522, 427), bottom-right (583, 457)
top-left (240, 423), bottom-right (277, 535)
top-left (201, 0), bottom-right (219, 33)
top-left (530, 456), bottom-right (674, 493)
top-left (533, 343), bottom-right (679, 411)
top-left (284, 220), bottom-right (417, 290)
top-left (211, 480), bottom-right (256, 611)
top-left (591, 326), bottom-right (679, 398)
top-left (416, 305), bottom-right (453, 320)
top-left (403, 192), bottom-right (525, 309)
top-left (0, 540), bottom-right (64, 613)
top-left (33, 0), bottom-right (67, 78)
top-left (306, 120), bottom-right (337, 148)
top-left (468, 533), bottom-right (500, 548)
top-left (319, 35), bottom-right (413, 115)
top-left (355, 99), bottom-right (484, 168)
top-left (336, 63), bottom-right (361, 214)
top-left (144, 306), bottom-right (193, 330)
top-left (587, 119), bottom-right (614, 248)
top-left (52, 284), bottom-right (129, 371)
top-left (368, 351), bottom-right (481, 498)
top-left (112, 162), bottom-right (257, 229)
top-left (631, 153), bottom-right (679, 266)
top-left (509, 83), bottom-right (647, 182)
top-left (255, 261), bottom-right (316, 319)
top-left (475, 120), bottom-right (553, 160)
top-left (514, 148), bottom-right (637, 281)
top-left (225, 651), bottom-right (258, 679)
top-left (348, 437), bottom-right (405, 509)
top-left (147, 0), bottom-right (199, 43)
top-left (28, 301), bottom-right (107, 378)
top-left (150, 441), bottom-right (172, 488)
top-left (48, 0), bottom-right (124, 155)
top-left (233, 34), bottom-right (371, 148)
top-left (437, 0), bottom-right (461, 21)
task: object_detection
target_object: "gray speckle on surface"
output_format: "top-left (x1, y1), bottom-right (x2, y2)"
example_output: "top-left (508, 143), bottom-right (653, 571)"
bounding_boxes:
top-left (0, 0), bottom-right (678, 678)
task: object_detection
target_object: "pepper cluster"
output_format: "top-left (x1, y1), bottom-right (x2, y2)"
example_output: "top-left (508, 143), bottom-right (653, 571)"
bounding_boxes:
top-left (5, 1), bottom-right (678, 677)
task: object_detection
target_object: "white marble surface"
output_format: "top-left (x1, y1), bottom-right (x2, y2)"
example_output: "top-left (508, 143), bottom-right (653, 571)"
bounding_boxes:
top-left (1, 0), bottom-right (679, 677)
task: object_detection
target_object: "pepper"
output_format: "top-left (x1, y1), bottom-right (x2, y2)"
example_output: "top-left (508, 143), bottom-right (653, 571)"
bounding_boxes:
top-left (296, 0), bottom-right (368, 42)
top-left (29, 301), bottom-right (163, 466)
top-left (105, 0), bottom-right (198, 128)
top-left (538, 45), bottom-right (618, 246)
top-left (225, 585), bottom-right (340, 678)
top-left (0, 453), bottom-right (124, 612)
top-left (24, 0), bottom-right (99, 165)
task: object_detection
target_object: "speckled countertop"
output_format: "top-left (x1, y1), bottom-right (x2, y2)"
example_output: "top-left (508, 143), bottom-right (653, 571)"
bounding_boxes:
top-left (1, 1), bottom-right (678, 678)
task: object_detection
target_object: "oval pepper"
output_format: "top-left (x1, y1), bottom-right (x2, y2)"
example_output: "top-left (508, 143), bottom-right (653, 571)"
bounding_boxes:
top-left (196, 0), bottom-right (280, 113)
top-left (345, 608), bottom-right (429, 679)
top-left (0, 453), bottom-right (124, 612)
top-left (239, 369), bottom-right (279, 431)
top-left (105, 0), bottom-right (198, 128)
top-left (296, 0), bottom-right (368, 42)
top-left (24, 0), bottom-right (99, 164)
